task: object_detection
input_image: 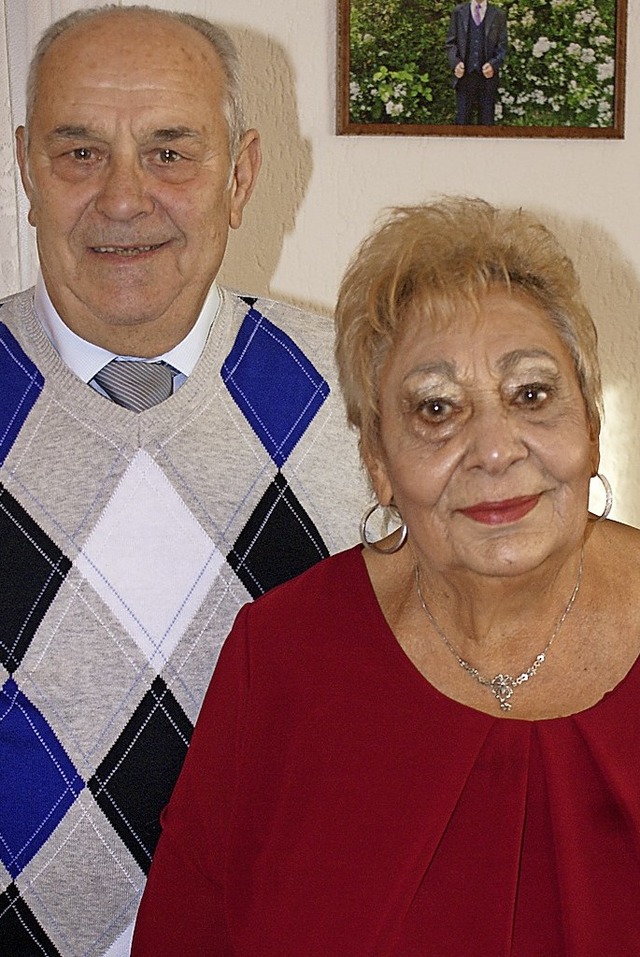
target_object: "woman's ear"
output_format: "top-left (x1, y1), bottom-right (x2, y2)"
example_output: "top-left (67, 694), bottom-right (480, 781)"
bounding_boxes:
top-left (589, 430), bottom-right (600, 478)
top-left (363, 445), bottom-right (393, 506)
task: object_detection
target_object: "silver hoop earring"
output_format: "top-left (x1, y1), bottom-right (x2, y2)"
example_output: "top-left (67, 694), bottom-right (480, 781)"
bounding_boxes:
top-left (360, 502), bottom-right (408, 554)
top-left (589, 472), bottom-right (613, 522)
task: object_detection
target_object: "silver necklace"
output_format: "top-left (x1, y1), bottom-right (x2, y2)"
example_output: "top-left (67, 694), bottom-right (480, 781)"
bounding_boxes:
top-left (414, 552), bottom-right (584, 712)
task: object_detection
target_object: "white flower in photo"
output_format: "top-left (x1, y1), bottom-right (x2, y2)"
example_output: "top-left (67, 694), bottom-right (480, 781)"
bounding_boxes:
top-left (580, 48), bottom-right (596, 64)
top-left (385, 100), bottom-right (404, 116)
top-left (532, 37), bottom-right (552, 58)
top-left (597, 59), bottom-right (614, 81)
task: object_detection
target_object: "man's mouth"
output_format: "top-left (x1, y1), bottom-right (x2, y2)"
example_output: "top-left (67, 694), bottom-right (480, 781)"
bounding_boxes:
top-left (91, 244), bottom-right (164, 257)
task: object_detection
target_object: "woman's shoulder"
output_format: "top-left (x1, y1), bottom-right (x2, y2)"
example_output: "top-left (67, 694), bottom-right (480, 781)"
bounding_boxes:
top-left (586, 519), bottom-right (640, 609)
top-left (246, 545), bottom-right (367, 620)
top-left (595, 517), bottom-right (640, 563)
top-left (583, 518), bottom-right (640, 682)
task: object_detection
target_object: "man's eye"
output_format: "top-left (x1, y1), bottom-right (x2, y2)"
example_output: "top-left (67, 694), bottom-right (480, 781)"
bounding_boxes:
top-left (71, 147), bottom-right (94, 161)
top-left (158, 149), bottom-right (180, 164)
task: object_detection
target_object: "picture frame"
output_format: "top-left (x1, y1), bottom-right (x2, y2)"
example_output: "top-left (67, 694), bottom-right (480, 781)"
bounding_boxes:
top-left (337, 0), bottom-right (627, 138)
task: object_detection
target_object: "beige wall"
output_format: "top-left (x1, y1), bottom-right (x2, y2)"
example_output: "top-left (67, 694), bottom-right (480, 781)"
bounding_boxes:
top-left (3, 0), bottom-right (640, 524)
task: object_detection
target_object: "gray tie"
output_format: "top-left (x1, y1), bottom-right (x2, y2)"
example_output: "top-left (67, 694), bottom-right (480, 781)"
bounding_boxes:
top-left (92, 359), bottom-right (176, 412)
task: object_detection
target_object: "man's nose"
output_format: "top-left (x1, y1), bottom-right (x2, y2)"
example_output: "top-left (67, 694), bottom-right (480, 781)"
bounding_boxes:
top-left (94, 154), bottom-right (155, 220)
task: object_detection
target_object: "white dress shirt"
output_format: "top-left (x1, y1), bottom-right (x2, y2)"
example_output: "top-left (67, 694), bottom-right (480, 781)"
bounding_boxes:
top-left (34, 274), bottom-right (221, 394)
top-left (470, 0), bottom-right (487, 22)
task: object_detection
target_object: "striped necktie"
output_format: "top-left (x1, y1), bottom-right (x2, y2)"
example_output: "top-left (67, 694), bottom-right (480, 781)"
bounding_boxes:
top-left (92, 359), bottom-right (176, 412)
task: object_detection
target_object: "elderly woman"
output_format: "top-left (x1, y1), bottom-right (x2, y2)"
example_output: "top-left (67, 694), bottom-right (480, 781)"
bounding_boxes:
top-left (132, 198), bottom-right (640, 956)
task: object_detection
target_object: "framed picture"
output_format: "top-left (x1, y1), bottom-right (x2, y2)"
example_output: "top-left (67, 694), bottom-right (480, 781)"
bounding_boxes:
top-left (337, 0), bottom-right (627, 137)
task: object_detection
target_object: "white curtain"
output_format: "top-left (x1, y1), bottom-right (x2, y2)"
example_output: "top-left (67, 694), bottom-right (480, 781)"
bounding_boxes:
top-left (0, 0), bottom-right (116, 297)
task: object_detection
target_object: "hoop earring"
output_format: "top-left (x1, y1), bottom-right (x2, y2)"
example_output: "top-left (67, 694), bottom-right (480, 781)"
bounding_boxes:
top-left (589, 472), bottom-right (613, 522)
top-left (360, 502), bottom-right (408, 554)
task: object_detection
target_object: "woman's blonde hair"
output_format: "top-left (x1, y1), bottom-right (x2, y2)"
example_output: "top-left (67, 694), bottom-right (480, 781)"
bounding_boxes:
top-left (335, 196), bottom-right (602, 462)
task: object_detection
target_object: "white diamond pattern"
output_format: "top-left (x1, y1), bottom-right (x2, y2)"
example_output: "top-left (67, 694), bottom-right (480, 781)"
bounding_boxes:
top-left (75, 450), bottom-right (224, 669)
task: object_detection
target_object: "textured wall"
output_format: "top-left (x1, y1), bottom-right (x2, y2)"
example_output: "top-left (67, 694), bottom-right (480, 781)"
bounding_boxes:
top-left (2, 0), bottom-right (640, 524)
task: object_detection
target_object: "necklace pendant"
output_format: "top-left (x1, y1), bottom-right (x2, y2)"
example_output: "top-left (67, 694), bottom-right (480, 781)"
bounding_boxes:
top-left (490, 674), bottom-right (514, 711)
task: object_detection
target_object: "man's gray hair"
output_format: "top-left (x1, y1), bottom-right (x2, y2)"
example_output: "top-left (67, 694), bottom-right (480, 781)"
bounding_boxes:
top-left (24, 4), bottom-right (246, 162)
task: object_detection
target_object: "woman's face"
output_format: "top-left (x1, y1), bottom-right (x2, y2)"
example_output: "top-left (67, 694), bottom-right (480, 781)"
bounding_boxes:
top-left (368, 286), bottom-right (598, 578)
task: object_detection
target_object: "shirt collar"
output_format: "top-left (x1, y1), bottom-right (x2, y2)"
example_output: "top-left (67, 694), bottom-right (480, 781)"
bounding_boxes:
top-left (34, 274), bottom-right (221, 382)
top-left (471, 0), bottom-right (488, 13)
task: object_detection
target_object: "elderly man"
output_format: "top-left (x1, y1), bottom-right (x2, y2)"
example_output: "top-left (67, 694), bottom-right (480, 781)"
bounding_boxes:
top-left (0, 6), bottom-right (365, 955)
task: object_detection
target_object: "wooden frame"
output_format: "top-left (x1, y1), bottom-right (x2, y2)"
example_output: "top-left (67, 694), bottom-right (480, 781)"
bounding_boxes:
top-left (337, 0), bottom-right (627, 138)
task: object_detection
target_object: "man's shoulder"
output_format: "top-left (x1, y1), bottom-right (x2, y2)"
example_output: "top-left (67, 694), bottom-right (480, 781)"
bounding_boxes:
top-left (0, 289), bottom-right (35, 343)
top-left (219, 287), bottom-right (336, 351)
top-left (0, 287), bottom-right (34, 312)
top-left (221, 288), bottom-right (328, 323)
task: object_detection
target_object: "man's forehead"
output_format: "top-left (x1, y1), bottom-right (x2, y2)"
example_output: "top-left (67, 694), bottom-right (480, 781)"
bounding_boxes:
top-left (31, 24), bottom-right (226, 131)
top-left (39, 12), bottom-right (224, 86)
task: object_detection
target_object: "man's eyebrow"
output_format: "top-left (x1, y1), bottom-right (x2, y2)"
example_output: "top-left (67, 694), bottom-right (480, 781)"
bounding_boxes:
top-left (45, 126), bottom-right (201, 142)
top-left (148, 127), bottom-right (200, 141)
top-left (47, 125), bottom-right (99, 141)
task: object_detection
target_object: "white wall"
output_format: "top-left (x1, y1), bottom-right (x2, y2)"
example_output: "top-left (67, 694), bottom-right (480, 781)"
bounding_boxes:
top-left (2, 0), bottom-right (640, 524)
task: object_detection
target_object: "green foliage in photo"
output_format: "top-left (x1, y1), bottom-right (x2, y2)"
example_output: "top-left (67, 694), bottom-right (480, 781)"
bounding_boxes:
top-left (348, 0), bottom-right (617, 127)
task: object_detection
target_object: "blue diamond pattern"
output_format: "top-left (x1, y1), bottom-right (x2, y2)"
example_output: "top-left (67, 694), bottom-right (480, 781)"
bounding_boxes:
top-left (0, 678), bottom-right (84, 879)
top-left (0, 323), bottom-right (45, 468)
top-left (222, 307), bottom-right (330, 468)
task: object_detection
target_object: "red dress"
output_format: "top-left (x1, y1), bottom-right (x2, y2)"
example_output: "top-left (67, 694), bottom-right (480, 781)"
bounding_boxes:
top-left (132, 546), bottom-right (640, 956)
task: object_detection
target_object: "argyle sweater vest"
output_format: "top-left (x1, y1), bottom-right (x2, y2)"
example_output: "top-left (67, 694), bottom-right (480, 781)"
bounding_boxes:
top-left (0, 287), bottom-right (367, 957)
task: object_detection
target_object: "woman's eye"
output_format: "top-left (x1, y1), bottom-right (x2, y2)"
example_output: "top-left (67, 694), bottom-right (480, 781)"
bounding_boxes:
top-left (420, 397), bottom-right (453, 420)
top-left (517, 383), bottom-right (550, 405)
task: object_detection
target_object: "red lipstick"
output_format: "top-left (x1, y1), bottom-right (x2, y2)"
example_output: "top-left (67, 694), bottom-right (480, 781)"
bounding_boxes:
top-left (459, 495), bottom-right (540, 525)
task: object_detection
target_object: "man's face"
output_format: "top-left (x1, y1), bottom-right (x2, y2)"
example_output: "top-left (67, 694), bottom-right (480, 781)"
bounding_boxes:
top-left (16, 12), bottom-right (260, 354)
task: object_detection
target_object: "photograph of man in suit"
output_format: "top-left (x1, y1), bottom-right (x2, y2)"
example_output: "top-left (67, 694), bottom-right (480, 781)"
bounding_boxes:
top-left (446, 1), bottom-right (508, 125)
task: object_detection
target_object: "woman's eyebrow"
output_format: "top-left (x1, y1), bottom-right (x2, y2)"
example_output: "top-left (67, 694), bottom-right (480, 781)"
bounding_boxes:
top-left (498, 348), bottom-right (560, 373)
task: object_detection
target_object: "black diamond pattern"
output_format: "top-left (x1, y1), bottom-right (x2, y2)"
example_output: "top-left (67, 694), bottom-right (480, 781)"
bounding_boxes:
top-left (0, 882), bottom-right (61, 956)
top-left (88, 677), bottom-right (193, 874)
top-left (227, 472), bottom-right (329, 598)
top-left (0, 484), bottom-right (72, 674)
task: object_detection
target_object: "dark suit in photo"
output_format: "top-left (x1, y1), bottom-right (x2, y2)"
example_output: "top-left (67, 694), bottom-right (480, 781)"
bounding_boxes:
top-left (446, 2), bottom-right (508, 125)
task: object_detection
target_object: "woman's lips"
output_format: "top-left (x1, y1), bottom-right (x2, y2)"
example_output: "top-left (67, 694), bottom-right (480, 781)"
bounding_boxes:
top-left (458, 495), bottom-right (541, 525)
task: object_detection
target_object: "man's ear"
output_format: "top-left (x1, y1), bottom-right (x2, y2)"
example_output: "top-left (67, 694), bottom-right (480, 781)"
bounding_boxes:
top-left (229, 129), bottom-right (261, 230)
top-left (15, 126), bottom-right (37, 226)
